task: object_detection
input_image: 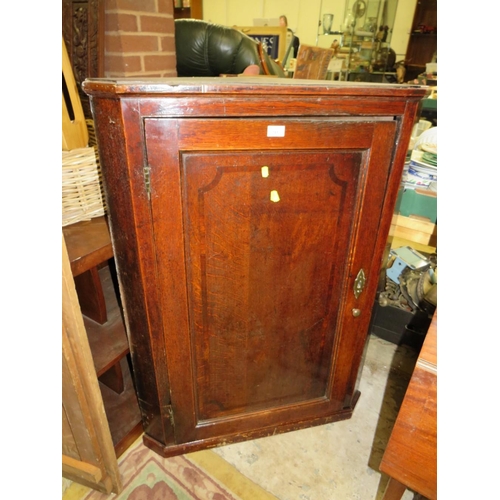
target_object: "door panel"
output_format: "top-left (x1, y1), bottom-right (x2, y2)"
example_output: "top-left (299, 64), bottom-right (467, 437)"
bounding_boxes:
top-left (182, 150), bottom-right (361, 421)
top-left (144, 118), bottom-right (397, 444)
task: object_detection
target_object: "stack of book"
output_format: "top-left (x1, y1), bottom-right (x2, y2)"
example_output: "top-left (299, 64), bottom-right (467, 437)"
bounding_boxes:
top-left (402, 149), bottom-right (437, 191)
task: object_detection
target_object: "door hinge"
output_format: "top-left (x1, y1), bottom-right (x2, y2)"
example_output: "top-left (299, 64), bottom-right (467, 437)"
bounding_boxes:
top-left (144, 164), bottom-right (151, 199)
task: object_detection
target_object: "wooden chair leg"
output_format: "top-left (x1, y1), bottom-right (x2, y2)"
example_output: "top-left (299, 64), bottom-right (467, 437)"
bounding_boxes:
top-left (381, 477), bottom-right (407, 500)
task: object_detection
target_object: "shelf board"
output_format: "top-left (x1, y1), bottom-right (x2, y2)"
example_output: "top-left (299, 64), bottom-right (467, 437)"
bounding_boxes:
top-left (84, 264), bottom-right (129, 376)
top-left (63, 216), bottom-right (113, 277)
top-left (99, 356), bottom-right (143, 457)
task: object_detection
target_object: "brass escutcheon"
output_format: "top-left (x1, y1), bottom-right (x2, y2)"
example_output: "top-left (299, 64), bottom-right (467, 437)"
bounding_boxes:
top-left (353, 269), bottom-right (366, 299)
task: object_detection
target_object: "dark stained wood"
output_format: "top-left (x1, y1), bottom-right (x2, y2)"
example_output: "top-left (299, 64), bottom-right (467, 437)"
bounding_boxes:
top-left (405, 0), bottom-right (437, 76)
top-left (98, 361), bottom-right (125, 394)
top-left (74, 267), bottom-right (107, 324)
top-left (410, 0), bottom-right (437, 32)
top-left (83, 77), bottom-right (429, 458)
top-left (182, 150), bottom-right (360, 419)
top-left (379, 311), bottom-right (437, 500)
top-left (62, 216), bottom-right (113, 277)
top-left (173, 0), bottom-right (202, 20)
top-left (115, 422), bottom-right (144, 459)
top-left (173, 7), bottom-right (191, 19)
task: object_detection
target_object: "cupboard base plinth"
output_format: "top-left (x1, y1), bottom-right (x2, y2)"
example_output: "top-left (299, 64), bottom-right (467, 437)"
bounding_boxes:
top-left (143, 392), bottom-right (360, 458)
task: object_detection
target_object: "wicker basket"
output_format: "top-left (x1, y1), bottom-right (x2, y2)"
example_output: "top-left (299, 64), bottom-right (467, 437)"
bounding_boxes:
top-left (62, 145), bottom-right (106, 227)
top-left (86, 118), bottom-right (97, 147)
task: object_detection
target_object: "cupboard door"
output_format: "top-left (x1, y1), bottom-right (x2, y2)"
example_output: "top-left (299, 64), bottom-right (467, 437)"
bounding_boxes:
top-left (144, 118), bottom-right (397, 447)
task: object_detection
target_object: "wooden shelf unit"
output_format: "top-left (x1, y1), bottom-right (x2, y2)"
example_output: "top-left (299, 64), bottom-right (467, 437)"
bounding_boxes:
top-left (63, 216), bottom-right (113, 276)
top-left (62, 216), bottom-right (142, 457)
top-left (405, 0), bottom-right (437, 80)
top-left (99, 357), bottom-right (143, 458)
top-left (84, 264), bottom-right (129, 377)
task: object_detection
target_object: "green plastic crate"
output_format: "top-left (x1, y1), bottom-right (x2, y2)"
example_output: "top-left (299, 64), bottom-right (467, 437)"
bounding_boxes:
top-left (399, 188), bottom-right (437, 223)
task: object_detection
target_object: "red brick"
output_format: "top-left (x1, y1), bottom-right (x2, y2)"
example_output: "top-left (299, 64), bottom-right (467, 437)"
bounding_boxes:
top-left (158, 0), bottom-right (174, 15)
top-left (160, 35), bottom-right (176, 52)
top-left (132, 69), bottom-right (177, 78)
top-left (162, 68), bottom-right (178, 77)
top-left (144, 54), bottom-right (177, 72)
top-left (105, 0), bottom-right (120, 11)
top-left (119, 67), bottom-right (178, 78)
top-left (140, 14), bottom-right (173, 34)
top-left (105, 54), bottom-right (142, 74)
top-left (154, 69), bottom-right (177, 77)
top-left (113, 0), bottom-right (156, 12)
top-left (107, 34), bottom-right (160, 53)
top-left (164, 17), bottom-right (175, 34)
top-left (106, 13), bottom-right (138, 32)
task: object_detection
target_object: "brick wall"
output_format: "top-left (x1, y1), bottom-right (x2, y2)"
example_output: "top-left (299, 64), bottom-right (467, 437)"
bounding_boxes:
top-left (104, 0), bottom-right (177, 78)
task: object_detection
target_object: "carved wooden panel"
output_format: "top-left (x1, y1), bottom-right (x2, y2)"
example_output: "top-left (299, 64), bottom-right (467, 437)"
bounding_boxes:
top-left (62, 0), bottom-right (104, 119)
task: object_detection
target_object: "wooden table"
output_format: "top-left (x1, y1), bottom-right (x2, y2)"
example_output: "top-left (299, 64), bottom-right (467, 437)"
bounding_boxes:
top-left (379, 310), bottom-right (437, 499)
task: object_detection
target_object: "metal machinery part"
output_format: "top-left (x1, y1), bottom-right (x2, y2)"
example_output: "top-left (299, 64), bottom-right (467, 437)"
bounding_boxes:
top-left (379, 248), bottom-right (437, 313)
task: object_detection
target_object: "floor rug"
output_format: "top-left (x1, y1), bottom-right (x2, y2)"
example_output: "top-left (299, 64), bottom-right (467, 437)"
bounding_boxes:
top-left (63, 436), bottom-right (277, 500)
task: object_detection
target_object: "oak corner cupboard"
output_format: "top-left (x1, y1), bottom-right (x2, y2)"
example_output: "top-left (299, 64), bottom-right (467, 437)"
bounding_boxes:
top-left (83, 77), bottom-right (428, 458)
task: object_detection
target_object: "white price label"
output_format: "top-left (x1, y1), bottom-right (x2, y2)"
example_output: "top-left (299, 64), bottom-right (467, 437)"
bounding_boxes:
top-left (267, 125), bottom-right (285, 137)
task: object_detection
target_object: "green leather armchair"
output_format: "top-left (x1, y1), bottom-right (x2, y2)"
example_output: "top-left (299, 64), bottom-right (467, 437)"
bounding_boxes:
top-left (175, 19), bottom-right (285, 78)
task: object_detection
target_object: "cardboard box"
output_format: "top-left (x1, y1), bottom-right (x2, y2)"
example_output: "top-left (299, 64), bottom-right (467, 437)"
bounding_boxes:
top-left (390, 214), bottom-right (437, 248)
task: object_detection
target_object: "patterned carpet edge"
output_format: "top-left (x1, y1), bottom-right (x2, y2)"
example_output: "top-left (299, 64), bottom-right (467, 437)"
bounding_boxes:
top-left (63, 436), bottom-right (278, 500)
